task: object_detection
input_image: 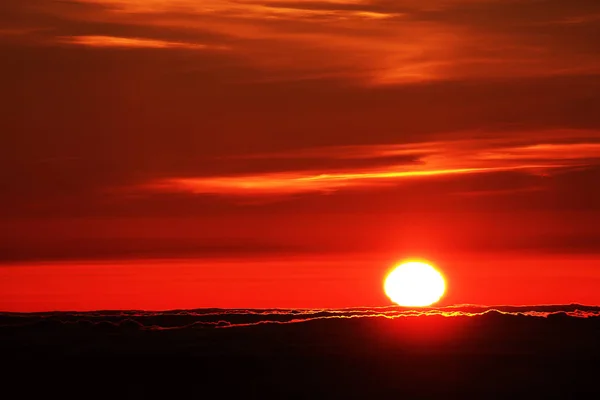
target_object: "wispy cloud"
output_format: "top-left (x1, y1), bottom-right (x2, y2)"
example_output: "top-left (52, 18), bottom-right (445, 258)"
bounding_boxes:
top-left (145, 167), bottom-right (492, 195)
top-left (140, 130), bottom-right (600, 195)
top-left (59, 35), bottom-right (226, 50)
top-left (6, 0), bottom-right (600, 84)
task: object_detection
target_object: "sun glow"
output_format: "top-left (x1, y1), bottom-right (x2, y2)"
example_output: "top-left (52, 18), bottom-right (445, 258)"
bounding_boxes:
top-left (384, 261), bottom-right (446, 307)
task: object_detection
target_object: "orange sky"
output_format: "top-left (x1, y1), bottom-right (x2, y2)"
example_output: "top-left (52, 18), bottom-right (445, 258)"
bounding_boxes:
top-left (1, 0), bottom-right (599, 311)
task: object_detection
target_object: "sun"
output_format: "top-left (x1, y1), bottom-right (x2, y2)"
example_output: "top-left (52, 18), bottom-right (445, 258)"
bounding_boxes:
top-left (384, 261), bottom-right (446, 307)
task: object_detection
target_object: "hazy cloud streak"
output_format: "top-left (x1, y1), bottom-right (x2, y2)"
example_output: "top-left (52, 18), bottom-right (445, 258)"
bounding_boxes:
top-left (141, 131), bottom-right (600, 195)
top-left (59, 35), bottom-right (228, 50)
top-left (4, 0), bottom-right (599, 84)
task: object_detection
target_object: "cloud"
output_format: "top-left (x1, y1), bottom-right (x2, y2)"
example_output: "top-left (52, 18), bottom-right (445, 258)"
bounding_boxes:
top-left (3, 0), bottom-right (600, 84)
top-left (139, 130), bottom-right (600, 195)
top-left (58, 35), bottom-right (228, 50)
top-left (2, 305), bottom-right (600, 333)
top-left (142, 168), bottom-right (490, 195)
top-left (4, 303), bottom-right (600, 397)
top-left (1, 0), bottom-right (598, 260)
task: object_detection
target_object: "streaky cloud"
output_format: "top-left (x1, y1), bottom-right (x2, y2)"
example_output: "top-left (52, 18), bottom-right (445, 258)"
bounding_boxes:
top-left (139, 130), bottom-right (600, 195)
top-left (59, 35), bottom-right (228, 50)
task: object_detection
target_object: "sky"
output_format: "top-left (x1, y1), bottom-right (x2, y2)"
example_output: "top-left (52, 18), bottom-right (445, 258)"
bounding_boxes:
top-left (1, 0), bottom-right (600, 311)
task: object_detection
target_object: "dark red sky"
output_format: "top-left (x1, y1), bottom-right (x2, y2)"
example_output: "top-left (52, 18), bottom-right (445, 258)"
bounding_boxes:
top-left (1, 0), bottom-right (600, 311)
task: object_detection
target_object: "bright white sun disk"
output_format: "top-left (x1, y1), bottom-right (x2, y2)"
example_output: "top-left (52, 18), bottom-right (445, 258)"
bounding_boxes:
top-left (384, 261), bottom-right (446, 307)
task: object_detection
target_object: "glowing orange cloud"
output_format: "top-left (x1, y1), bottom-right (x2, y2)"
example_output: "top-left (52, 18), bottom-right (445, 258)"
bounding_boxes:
top-left (145, 168), bottom-right (492, 195)
top-left (60, 35), bottom-right (225, 50)
top-left (140, 131), bottom-right (600, 195)
top-left (475, 143), bottom-right (600, 161)
top-left (36, 0), bottom-right (598, 85)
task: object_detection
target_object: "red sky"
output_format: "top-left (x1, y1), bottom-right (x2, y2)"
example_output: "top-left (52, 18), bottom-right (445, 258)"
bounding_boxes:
top-left (1, 0), bottom-right (600, 311)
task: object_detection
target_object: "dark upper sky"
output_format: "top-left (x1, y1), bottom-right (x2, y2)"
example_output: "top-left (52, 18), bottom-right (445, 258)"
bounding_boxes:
top-left (0, 0), bottom-right (599, 310)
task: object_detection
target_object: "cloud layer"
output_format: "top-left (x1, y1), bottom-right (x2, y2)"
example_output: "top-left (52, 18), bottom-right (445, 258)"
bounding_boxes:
top-left (2, 304), bottom-right (600, 331)
top-left (0, 0), bottom-right (599, 268)
top-left (4, 303), bottom-right (600, 397)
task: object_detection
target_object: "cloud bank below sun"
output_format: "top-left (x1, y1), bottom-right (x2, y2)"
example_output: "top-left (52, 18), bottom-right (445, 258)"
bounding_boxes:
top-left (2, 305), bottom-right (600, 332)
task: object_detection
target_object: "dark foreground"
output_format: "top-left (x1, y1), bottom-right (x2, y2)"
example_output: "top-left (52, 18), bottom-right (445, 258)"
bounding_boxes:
top-left (2, 305), bottom-right (600, 398)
